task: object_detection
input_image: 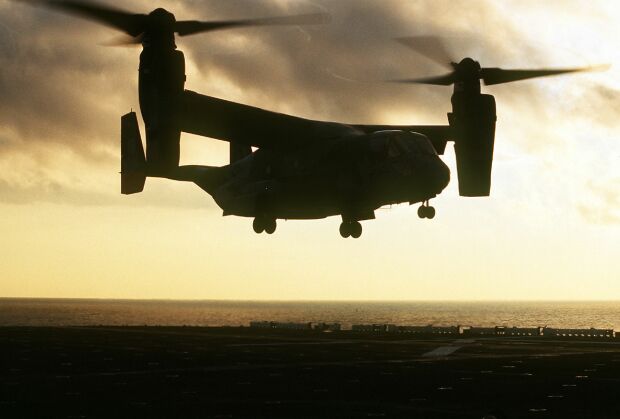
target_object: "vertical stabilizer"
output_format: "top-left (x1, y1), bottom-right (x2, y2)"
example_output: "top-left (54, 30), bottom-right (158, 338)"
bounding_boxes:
top-left (121, 112), bottom-right (146, 194)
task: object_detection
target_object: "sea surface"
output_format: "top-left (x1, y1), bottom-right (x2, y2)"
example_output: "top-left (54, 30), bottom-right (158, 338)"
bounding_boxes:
top-left (1, 298), bottom-right (620, 329)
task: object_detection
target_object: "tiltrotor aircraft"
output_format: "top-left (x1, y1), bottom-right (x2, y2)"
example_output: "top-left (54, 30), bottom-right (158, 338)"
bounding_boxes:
top-left (32, 1), bottom-right (601, 238)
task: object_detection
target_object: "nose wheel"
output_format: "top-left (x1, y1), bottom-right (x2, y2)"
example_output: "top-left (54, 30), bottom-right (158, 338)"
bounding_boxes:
top-left (253, 217), bottom-right (277, 234)
top-left (418, 201), bottom-right (436, 219)
top-left (339, 220), bottom-right (362, 238)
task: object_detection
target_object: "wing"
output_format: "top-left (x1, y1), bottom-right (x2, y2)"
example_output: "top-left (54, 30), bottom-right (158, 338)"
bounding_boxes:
top-left (180, 91), bottom-right (360, 150)
top-left (353, 124), bottom-right (453, 154)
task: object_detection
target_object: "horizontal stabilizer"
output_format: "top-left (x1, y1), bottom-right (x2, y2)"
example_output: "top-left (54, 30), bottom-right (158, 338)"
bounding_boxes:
top-left (121, 112), bottom-right (146, 194)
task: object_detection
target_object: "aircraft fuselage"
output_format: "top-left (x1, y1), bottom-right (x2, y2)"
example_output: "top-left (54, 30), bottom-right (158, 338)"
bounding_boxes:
top-left (189, 130), bottom-right (450, 221)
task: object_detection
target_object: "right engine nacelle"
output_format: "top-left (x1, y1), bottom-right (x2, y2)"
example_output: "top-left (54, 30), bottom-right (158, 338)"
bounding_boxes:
top-left (448, 93), bottom-right (497, 197)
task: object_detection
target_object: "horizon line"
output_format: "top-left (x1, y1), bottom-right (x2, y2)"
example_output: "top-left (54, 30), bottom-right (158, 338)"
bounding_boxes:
top-left (2, 296), bottom-right (620, 303)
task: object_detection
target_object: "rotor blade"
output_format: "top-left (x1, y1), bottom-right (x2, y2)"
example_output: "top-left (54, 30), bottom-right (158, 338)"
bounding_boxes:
top-left (481, 66), bottom-right (604, 85)
top-left (40, 0), bottom-right (146, 36)
top-left (175, 13), bottom-right (330, 36)
top-left (388, 73), bottom-right (456, 86)
top-left (395, 36), bottom-right (454, 69)
top-left (100, 33), bottom-right (144, 47)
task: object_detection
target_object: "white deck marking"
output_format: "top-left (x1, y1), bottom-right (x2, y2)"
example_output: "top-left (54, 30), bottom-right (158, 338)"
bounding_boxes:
top-left (422, 345), bottom-right (462, 357)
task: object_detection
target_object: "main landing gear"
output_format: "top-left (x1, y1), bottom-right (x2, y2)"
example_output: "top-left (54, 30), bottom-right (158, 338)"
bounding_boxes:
top-left (417, 201), bottom-right (436, 219)
top-left (253, 217), bottom-right (276, 234)
top-left (340, 220), bottom-right (362, 239)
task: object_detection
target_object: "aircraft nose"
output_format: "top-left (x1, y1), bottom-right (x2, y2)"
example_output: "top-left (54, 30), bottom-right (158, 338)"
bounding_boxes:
top-left (434, 160), bottom-right (451, 192)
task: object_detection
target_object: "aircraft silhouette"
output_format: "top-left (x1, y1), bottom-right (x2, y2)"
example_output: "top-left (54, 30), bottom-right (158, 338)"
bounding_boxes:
top-left (29, 1), bottom-right (602, 238)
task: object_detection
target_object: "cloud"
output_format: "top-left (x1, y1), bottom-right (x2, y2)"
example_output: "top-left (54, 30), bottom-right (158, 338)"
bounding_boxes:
top-left (0, 0), bottom-right (616, 206)
top-left (181, 0), bottom-right (555, 123)
top-left (573, 84), bottom-right (620, 128)
top-left (578, 179), bottom-right (620, 225)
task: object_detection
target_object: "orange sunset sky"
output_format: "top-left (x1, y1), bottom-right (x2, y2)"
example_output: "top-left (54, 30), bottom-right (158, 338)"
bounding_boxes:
top-left (0, 0), bottom-right (618, 300)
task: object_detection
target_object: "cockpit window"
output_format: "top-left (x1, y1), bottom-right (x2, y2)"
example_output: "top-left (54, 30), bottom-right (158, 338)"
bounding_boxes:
top-left (415, 136), bottom-right (437, 155)
top-left (368, 130), bottom-right (437, 158)
top-left (387, 136), bottom-right (410, 157)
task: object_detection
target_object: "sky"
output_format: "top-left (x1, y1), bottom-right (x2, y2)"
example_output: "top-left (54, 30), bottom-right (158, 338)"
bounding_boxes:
top-left (0, 0), bottom-right (618, 300)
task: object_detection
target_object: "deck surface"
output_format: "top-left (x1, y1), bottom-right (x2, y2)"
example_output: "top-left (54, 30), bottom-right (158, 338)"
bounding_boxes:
top-left (2, 326), bottom-right (620, 418)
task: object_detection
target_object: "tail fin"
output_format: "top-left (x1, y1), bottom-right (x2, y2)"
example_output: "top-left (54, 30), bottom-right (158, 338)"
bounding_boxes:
top-left (121, 112), bottom-right (146, 194)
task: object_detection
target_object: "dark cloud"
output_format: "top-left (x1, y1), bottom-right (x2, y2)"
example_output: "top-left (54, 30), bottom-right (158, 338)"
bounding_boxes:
top-left (0, 175), bottom-right (220, 209)
top-left (181, 0), bottom-right (502, 122)
top-left (0, 0), bottom-right (613, 205)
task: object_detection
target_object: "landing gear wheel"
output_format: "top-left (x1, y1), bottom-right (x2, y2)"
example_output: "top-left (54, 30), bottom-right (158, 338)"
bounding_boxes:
top-left (418, 202), bottom-right (436, 219)
top-left (254, 217), bottom-right (276, 234)
top-left (340, 221), bottom-right (362, 238)
top-left (339, 222), bottom-right (351, 238)
top-left (350, 221), bottom-right (362, 239)
top-left (426, 206), bottom-right (436, 219)
top-left (264, 219), bottom-right (277, 234)
top-left (417, 206), bottom-right (427, 219)
top-left (253, 217), bottom-right (265, 234)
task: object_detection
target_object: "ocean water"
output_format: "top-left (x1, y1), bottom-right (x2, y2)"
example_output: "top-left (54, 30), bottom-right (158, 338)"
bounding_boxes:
top-left (1, 299), bottom-right (620, 329)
